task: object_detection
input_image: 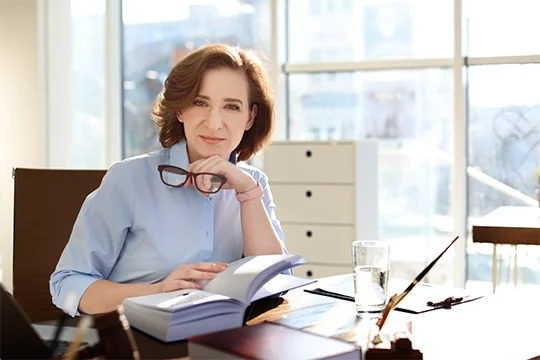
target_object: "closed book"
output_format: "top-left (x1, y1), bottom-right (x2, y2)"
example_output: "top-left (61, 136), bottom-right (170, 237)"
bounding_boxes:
top-left (188, 322), bottom-right (360, 360)
top-left (122, 255), bottom-right (315, 342)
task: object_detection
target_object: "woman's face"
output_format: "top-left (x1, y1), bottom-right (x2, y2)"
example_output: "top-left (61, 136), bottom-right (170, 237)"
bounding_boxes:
top-left (179, 68), bottom-right (257, 163)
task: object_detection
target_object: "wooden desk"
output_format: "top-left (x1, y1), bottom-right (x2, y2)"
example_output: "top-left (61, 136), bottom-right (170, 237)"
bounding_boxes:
top-left (472, 206), bottom-right (540, 292)
top-left (49, 275), bottom-right (540, 360)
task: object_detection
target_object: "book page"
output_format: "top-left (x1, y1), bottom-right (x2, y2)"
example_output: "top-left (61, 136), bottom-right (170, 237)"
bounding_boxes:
top-left (124, 289), bottom-right (238, 312)
top-left (251, 274), bottom-right (316, 302)
top-left (202, 254), bottom-right (304, 303)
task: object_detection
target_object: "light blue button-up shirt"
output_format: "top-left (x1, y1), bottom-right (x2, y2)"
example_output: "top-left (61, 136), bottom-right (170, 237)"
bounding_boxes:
top-left (50, 141), bottom-right (289, 315)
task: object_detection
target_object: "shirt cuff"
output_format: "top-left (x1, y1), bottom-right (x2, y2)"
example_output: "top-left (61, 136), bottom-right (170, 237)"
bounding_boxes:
top-left (52, 274), bottom-right (99, 317)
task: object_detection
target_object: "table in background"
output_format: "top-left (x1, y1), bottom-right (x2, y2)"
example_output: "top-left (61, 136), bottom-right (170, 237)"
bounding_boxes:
top-left (472, 206), bottom-right (540, 293)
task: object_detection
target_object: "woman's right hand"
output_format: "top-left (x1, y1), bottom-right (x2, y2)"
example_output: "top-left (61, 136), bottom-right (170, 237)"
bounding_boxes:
top-left (159, 262), bottom-right (228, 293)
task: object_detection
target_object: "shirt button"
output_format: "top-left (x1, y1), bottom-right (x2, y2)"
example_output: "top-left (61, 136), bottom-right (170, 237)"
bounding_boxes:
top-left (206, 231), bottom-right (209, 236)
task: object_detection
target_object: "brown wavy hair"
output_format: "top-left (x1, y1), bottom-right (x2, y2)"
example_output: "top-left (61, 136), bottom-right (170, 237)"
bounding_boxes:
top-left (151, 44), bottom-right (274, 162)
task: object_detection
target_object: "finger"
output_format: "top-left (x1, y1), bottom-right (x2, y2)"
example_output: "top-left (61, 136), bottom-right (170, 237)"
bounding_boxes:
top-left (188, 157), bottom-right (212, 173)
top-left (184, 269), bottom-right (221, 280)
top-left (164, 279), bottom-right (202, 292)
top-left (190, 155), bottom-right (222, 174)
top-left (193, 262), bottom-right (228, 272)
top-left (161, 279), bottom-right (202, 292)
top-left (201, 155), bottom-right (224, 170)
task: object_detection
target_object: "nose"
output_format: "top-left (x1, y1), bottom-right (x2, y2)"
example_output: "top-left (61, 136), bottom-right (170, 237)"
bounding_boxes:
top-left (205, 107), bottom-right (223, 130)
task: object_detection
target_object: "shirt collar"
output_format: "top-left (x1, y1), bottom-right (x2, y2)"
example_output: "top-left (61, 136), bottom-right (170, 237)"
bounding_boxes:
top-left (169, 140), bottom-right (237, 169)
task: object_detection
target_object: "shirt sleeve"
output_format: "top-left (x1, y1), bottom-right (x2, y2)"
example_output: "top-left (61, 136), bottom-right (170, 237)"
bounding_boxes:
top-left (257, 171), bottom-right (293, 276)
top-left (50, 161), bottom-right (135, 316)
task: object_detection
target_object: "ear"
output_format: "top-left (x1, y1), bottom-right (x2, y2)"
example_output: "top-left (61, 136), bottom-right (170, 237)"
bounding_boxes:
top-left (177, 112), bottom-right (183, 123)
top-left (245, 104), bottom-right (257, 131)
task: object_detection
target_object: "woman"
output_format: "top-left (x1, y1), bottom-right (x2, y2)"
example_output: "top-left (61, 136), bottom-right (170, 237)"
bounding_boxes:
top-left (50, 44), bottom-right (288, 316)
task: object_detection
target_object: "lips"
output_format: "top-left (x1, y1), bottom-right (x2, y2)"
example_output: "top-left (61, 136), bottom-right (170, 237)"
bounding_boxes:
top-left (200, 135), bottom-right (225, 144)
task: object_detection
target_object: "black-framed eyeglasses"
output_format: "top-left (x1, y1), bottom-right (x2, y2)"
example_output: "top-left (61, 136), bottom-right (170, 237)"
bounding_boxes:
top-left (157, 165), bottom-right (227, 194)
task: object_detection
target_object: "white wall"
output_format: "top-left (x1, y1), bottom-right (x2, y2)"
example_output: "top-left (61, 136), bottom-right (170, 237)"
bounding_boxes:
top-left (0, 0), bottom-right (44, 291)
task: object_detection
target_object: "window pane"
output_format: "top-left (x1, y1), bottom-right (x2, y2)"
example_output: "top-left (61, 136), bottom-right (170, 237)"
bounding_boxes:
top-left (287, 0), bottom-right (453, 63)
top-left (288, 69), bottom-right (455, 285)
top-left (467, 64), bottom-right (540, 290)
top-left (122, 0), bottom-right (271, 158)
top-left (71, 0), bottom-right (106, 168)
top-left (466, 0), bottom-right (540, 57)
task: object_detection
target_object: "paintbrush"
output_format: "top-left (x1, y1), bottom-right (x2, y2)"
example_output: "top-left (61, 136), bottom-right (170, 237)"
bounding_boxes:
top-left (372, 236), bottom-right (460, 344)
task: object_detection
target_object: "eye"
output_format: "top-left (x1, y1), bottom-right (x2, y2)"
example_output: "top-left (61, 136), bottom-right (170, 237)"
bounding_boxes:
top-left (193, 100), bottom-right (207, 107)
top-left (225, 104), bottom-right (240, 111)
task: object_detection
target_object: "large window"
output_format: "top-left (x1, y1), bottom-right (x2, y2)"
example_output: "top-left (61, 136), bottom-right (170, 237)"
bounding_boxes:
top-left (464, 1), bottom-right (540, 290)
top-left (122, 0), bottom-right (271, 158)
top-left (466, 66), bottom-right (540, 289)
top-left (283, 0), bottom-right (540, 288)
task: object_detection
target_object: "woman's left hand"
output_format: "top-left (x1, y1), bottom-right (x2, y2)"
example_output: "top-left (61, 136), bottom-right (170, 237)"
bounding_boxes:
top-left (185, 155), bottom-right (257, 194)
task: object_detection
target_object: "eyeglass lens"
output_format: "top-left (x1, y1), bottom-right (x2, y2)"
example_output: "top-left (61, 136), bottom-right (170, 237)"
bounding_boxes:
top-left (161, 167), bottom-right (188, 187)
top-left (194, 174), bottom-right (223, 193)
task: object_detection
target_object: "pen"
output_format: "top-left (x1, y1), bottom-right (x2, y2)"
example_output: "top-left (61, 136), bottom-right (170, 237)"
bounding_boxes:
top-left (304, 288), bottom-right (354, 302)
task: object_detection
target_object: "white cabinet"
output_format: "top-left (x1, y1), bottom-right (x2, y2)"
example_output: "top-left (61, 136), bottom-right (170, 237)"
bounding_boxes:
top-left (263, 141), bottom-right (378, 280)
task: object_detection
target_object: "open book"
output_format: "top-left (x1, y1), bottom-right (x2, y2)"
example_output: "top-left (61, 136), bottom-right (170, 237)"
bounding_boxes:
top-left (122, 254), bottom-right (314, 342)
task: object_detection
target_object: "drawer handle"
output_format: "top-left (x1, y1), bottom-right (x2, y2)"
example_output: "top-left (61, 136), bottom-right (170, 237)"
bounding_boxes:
top-left (306, 231), bottom-right (312, 237)
top-left (306, 270), bottom-right (313, 277)
top-left (306, 191), bottom-right (312, 197)
top-left (306, 150), bottom-right (312, 157)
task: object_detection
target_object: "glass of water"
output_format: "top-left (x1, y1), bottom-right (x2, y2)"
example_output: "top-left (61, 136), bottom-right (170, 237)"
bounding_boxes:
top-left (352, 240), bottom-right (390, 315)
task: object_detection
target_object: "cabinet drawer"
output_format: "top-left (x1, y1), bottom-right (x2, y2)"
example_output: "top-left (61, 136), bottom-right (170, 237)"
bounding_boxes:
top-left (282, 224), bottom-right (354, 264)
top-left (293, 264), bottom-right (352, 280)
top-left (272, 185), bottom-right (355, 224)
top-left (263, 143), bottom-right (355, 184)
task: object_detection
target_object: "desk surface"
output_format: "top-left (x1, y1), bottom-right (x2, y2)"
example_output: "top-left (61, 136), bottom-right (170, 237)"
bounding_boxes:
top-left (126, 274), bottom-right (540, 360)
top-left (248, 275), bottom-right (540, 360)
top-left (472, 206), bottom-right (540, 245)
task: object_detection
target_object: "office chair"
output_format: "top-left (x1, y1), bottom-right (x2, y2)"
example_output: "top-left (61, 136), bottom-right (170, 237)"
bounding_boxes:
top-left (12, 168), bottom-right (106, 322)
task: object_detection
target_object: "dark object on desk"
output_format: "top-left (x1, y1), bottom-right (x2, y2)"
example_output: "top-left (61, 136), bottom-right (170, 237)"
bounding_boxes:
top-left (365, 332), bottom-right (423, 359)
top-left (12, 168), bottom-right (106, 322)
top-left (188, 321), bottom-right (360, 359)
top-left (49, 315), bottom-right (69, 357)
top-left (243, 296), bottom-right (285, 323)
top-left (426, 296), bottom-right (463, 309)
top-left (0, 283), bottom-right (99, 359)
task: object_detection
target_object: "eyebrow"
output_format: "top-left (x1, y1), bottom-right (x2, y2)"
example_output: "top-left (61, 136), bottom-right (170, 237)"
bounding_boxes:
top-left (197, 94), bottom-right (244, 106)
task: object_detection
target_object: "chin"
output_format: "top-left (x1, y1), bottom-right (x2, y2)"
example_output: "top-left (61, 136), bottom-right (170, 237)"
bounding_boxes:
top-left (196, 141), bottom-right (230, 158)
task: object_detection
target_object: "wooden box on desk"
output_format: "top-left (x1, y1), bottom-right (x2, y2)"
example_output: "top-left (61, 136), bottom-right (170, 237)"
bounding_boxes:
top-left (263, 141), bottom-right (378, 279)
top-left (188, 322), bottom-right (360, 360)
